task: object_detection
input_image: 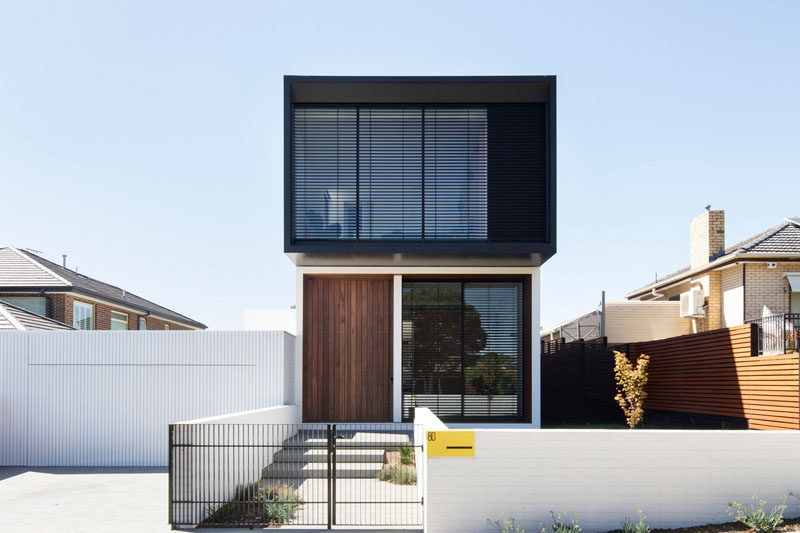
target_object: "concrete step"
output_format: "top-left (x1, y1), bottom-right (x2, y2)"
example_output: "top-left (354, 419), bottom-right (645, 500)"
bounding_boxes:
top-left (262, 461), bottom-right (384, 479)
top-left (273, 447), bottom-right (385, 464)
top-left (281, 431), bottom-right (412, 449)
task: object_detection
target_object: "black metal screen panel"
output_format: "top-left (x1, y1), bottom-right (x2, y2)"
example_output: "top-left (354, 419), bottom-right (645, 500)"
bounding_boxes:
top-left (402, 280), bottom-right (524, 421)
top-left (487, 103), bottom-right (548, 242)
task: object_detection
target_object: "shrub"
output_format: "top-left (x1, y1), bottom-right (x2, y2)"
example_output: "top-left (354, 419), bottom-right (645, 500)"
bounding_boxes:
top-left (728, 496), bottom-right (786, 533)
top-left (398, 444), bottom-right (415, 465)
top-left (541, 511), bottom-right (581, 533)
top-left (378, 464), bottom-right (417, 485)
top-left (204, 482), bottom-right (302, 526)
top-left (613, 351), bottom-right (650, 429)
top-left (487, 513), bottom-right (525, 533)
top-left (621, 510), bottom-right (650, 533)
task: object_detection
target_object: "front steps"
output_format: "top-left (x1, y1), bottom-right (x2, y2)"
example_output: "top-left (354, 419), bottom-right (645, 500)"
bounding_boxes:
top-left (261, 429), bottom-right (412, 481)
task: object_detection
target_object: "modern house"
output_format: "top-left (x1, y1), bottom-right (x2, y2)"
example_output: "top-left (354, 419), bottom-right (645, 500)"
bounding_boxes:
top-left (0, 246), bottom-right (206, 331)
top-left (284, 75), bottom-right (556, 425)
top-left (627, 210), bottom-right (800, 354)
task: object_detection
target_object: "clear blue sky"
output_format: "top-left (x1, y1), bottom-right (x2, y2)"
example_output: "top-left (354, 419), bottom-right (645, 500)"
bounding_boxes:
top-left (1, 1), bottom-right (797, 329)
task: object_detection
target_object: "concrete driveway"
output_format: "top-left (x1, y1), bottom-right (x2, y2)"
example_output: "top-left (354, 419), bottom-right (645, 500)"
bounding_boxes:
top-left (0, 467), bottom-right (172, 533)
top-left (0, 467), bottom-right (422, 532)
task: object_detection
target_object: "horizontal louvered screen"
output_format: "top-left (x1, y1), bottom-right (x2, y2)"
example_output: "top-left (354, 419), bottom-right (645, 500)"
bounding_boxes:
top-left (359, 108), bottom-right (423, 240)
top-left (292, 104), bottom-right (547, 244)
top-left (402, 280), bottom-right (524, 421)
top-left (293, 108), bottom-right (357, 240)
top-left (424, 108), bottom-right (488, 240)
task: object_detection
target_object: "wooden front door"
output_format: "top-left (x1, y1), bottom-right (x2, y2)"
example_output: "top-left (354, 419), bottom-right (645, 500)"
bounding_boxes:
top-left (303, 276), bottom-right (393, 422)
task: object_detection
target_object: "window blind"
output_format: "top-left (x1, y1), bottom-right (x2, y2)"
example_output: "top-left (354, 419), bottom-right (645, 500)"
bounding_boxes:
top-left (293, 107), bottom-right (358, 240)
top-left (423, 108), bottom-right (488, 240)
top-left (358, 108), bottom-right (423, 240)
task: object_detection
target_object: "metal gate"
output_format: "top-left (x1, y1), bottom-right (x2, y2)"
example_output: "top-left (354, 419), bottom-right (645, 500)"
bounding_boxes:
top-left (169, 423), bottom-right (424, 529)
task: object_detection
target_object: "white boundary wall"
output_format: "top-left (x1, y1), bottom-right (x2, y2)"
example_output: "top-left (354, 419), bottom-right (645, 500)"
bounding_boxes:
top-left (426, 428), bottom-right (800, 532)
top-left (0, 330), bottom-right (295, 466)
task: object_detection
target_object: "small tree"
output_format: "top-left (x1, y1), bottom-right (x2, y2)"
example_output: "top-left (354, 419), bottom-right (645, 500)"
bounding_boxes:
top-left (613, 351), bottom-right (650, 429)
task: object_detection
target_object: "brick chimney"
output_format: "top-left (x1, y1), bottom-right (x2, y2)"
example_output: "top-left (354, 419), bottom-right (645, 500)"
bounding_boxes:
top-left (690, 208), bottom-right (725, 270)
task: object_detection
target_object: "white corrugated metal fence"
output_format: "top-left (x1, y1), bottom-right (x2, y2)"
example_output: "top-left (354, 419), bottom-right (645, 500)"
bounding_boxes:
top-left (0, 330), bottom-right (295, 466)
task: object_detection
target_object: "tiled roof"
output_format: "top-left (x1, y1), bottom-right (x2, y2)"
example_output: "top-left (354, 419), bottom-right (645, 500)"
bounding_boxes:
top-left (0, 247), bottom-right (206, 329)
top-left (0, 301), bottom-right (73, 330)
top-left (729, 220), bottom-right (800, 254)
top-left (0, 247), bottom-right (69, 287)
top-left (629, 217), bottom-right (800, 295)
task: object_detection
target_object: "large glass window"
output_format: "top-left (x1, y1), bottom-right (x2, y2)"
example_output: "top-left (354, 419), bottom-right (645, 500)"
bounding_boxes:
top-left (401, 280), bottom-right (524, 421)
top-left (293, 106), bottom-right (488, 241)
top-left (73, 301), bottom-right (94, 330)
top-left (0, 296), bottom-right (47, 317)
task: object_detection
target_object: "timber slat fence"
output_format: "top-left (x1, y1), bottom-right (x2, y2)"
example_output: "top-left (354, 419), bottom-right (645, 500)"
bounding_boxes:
top-left (542, 324), bottom-right (800, 430)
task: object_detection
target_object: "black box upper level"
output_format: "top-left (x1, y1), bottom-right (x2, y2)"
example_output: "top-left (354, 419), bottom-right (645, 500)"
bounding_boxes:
top-left (284, 76), bottom-right (556, 266)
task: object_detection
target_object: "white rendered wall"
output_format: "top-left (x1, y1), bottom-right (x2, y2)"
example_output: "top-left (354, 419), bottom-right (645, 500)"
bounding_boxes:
top-left (294, 266), bottom-right (541, 426)
top-left (426, 429), bottom-right (800, 533)
top-left (0, 330), bottom-right (295, 466)
top-left (171, 405), bottom-right (300, 525)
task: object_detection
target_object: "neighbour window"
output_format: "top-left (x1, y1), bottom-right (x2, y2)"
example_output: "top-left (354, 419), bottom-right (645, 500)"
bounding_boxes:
top-left (73, 301), bottom-right (94, 330)
top-left (110, 311), bottom-right (128, 330)
top-left (0, 296), bottom-right (47, 317)
top-left (164, 324), bottom-right (169, 330)
top-left (139, 317), bottom-right (146, 330)
top-left (401, 280), bottom-right (524, 421)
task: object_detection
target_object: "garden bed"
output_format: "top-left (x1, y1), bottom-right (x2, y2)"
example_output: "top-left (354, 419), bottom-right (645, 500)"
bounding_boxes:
top-left (606, 517), bottom-right (800, 533)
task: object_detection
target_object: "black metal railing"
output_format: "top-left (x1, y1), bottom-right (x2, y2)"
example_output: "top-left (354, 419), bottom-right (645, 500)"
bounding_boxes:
top-left (746, 314), bottom-right (800, 355)
top-left (168, 423), bottom-right (424, 529)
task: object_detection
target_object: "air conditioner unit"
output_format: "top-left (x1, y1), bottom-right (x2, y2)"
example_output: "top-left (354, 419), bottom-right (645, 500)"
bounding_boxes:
top-left (680, 288), bottom-right (705, 318)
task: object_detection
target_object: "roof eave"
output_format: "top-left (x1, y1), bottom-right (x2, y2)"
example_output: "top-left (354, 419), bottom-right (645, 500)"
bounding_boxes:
top-left (626, 251), bottom-right (800, 299)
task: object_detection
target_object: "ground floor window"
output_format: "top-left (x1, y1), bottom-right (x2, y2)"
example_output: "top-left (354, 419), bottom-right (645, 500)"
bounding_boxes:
top-left (401, 279), bottom-right (525, 421)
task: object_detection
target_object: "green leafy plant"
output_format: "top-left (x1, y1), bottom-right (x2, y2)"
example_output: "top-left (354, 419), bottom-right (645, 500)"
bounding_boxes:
top-left (487, 513), bottom-right (525, 533)
top-left (727, 496), bottom-right (786, 533)
top-left (204, 482), bottom-right (302, 526)
top-left (398, 444), bottom-right (415, 465)
top-left (377, 464), bottom-right (417, 485)
top-left (613, 351), bottom-right (650, 429)
top-left (541, 511), bottom-right (581, 533)
top-left (621, 509), bottom-right (650, 533)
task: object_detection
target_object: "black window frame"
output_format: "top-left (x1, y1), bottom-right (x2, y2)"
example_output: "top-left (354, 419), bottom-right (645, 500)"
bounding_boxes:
top-left (400, 277), bottom-right (527, 422)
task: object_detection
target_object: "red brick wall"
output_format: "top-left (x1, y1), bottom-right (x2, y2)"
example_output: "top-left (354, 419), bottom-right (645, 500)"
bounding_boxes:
top-left (0, 292), bottom-right (194, 330)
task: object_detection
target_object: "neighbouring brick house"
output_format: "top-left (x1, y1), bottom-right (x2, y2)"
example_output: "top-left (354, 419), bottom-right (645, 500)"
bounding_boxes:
top-left (627, 210), bottom-right (800, 353)
top-left (0, 246), bottom-right (206, 331)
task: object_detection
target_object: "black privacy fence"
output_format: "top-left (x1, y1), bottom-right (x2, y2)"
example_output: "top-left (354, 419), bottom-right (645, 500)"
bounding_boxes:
top-left (169, 423), bottom-right (424, 529)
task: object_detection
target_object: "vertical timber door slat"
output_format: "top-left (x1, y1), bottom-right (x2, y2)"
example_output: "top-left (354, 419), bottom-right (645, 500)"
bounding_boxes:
top-left (303, 276), bottom-right (393, 422)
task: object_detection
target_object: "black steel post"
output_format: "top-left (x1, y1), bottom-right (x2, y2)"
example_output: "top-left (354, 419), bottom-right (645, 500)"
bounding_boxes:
top-left (326, 424), bottom-right (332, 529)
top-left (331, 424), bottom-right (337, 526)
top-left (167, 424), bottom-right (174, 528)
